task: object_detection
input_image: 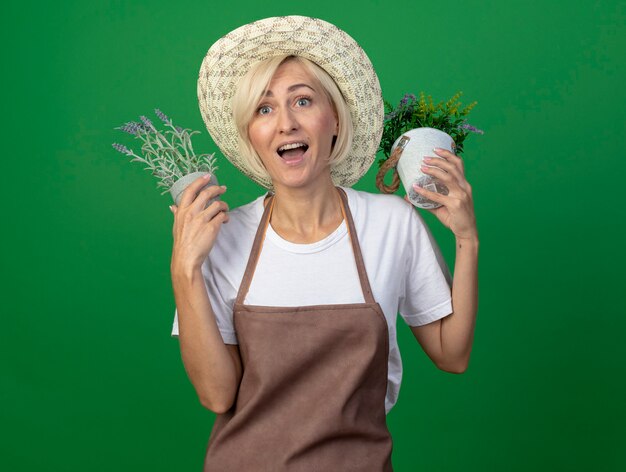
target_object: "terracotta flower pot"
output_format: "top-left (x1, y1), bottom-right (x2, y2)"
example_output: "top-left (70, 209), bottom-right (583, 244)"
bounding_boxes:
top-left (392, 127), bottom-right (456, 209)
top-left (169, 171), bottom-right (220, 209)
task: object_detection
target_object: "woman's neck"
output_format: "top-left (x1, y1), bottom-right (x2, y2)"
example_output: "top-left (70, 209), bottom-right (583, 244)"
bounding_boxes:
top-left (268, 178), bottom-right (343, 244)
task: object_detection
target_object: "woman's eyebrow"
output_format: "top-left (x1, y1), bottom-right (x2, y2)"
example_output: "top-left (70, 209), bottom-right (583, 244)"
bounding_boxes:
top-left (264, 83), bottom-right (315, 97)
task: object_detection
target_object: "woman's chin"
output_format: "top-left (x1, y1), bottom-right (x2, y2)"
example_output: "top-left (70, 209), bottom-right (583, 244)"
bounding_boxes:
top-left (273, 176), bottom-right (312, 190)
top-left (271, 166), bottom-right (331, 191)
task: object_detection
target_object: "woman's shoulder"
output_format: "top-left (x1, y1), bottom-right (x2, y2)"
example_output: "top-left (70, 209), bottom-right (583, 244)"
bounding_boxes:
top-left (342, 186), bottom-right (412, 218)
top-left (211, 194), bottom-right (266, 248)
top-left (342, 187), bottom-right (430, 243)
top-left (228, 193), bottom-right (266, 222)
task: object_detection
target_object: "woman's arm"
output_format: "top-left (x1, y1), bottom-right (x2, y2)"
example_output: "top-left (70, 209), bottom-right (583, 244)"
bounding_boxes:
top-left (406, 147), bottom-right (479, 373)
top-left (410, 235), bottom-right (478, 373)
top-left (172, 267), bottom-right (242, 413)
top-left (170, 175), bottom-right (242, 413)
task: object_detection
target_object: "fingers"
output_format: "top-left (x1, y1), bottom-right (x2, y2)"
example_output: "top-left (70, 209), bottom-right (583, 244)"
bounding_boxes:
top-left (200, 198), bottom-right (230, 224)
top-left (421, 158), bottom-right (459, 189)
top-left (178, 174), bottom-right (216, 208)
top-left (422, 149), bottom-right (470, 194)
top-left (172, 187), bottom-right (229, 226)
top-left (413, 169), bottom-right (473, 212)
top-left (192, 184), bottom-right (227, 212)
top-left (169, 185), bottom-right (230, 248)
top-left (169, 176), bottom-right (228, 227)
top-left (214, 208), bottom-right (230, 225)
top-left (412, 182), bottom-right (449, 206)
top-left (434, 148), bottom-right (464, 173)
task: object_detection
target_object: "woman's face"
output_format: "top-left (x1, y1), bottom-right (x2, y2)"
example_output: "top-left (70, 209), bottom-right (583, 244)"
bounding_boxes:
top-left (247, 59), bottom-right (338, 191)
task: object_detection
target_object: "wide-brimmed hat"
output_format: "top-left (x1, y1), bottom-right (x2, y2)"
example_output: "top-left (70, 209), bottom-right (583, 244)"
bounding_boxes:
top-left (197, 16), bottom-right (383, 189)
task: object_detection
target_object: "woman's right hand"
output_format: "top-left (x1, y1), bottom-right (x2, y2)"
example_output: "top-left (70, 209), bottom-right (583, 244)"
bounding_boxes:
top-left (170, 174), bottom-right (229, 274)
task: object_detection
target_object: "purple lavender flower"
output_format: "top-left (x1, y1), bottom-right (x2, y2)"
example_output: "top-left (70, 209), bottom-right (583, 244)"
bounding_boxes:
top-left (139, 115), bottom-right (156, 132)
top-left (384, 110), bottom-right (398, 121)
top-left (154, 108), bottom-right (172, 125)
top-left (459, 122), bottom-right (484, 134)
top-left (400, 93), bottom-right (416, 106)
top-left (175, 126), bottom-right (183, 133)
top-left (112, 143), bottom-right (133, 155)
top-left (115, 121), bottom-right (144, 136)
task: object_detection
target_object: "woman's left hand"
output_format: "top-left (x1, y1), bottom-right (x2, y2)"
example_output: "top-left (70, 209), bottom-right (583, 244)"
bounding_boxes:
top-left (405, 148), bottom-right (478, 240)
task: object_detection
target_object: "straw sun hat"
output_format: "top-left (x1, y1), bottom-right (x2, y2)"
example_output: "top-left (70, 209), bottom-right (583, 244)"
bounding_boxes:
top-left (197, 16), bottom-right (383, 189)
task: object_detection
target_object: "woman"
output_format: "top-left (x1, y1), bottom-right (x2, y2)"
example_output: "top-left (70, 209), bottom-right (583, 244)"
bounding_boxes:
top-left (170, 16), bottom-right (478, 471)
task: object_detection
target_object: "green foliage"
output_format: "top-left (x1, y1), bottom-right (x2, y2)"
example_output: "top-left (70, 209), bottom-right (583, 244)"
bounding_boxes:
top-left (378, 91), bottom-right (483, 168)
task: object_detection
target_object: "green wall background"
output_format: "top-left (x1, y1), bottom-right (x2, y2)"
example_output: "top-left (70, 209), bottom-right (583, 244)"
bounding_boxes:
top-left (2, 0), bottom-right (624, 470)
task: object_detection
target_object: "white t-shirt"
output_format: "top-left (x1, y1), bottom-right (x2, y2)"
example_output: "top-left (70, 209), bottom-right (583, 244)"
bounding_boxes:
top-left (172, 186), bottom-right (453, 413)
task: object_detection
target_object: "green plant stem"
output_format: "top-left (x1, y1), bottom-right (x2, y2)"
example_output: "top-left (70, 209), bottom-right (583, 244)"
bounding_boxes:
top-left (167, 123), bottom-right (192, 161)
top-left (149, 130), bottom-right (186, 163)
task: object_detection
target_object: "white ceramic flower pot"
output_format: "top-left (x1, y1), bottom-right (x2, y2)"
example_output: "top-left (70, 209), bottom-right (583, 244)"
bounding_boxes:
top-left (169, 171), bottom-right (220, 209)
top-left (392, 127), bottom-right (456, 209)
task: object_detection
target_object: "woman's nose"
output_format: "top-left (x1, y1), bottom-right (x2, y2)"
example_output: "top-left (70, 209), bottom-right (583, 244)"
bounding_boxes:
top-left (277, 108), bottom-right (299, 133)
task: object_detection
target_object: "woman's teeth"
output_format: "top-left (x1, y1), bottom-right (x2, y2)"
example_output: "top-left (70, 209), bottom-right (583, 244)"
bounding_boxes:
top-left (277, 143), bottom-right (308, 157)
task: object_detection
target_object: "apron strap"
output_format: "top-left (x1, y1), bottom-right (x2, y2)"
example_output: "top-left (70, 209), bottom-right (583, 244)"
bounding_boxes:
top-left (336, 187), bottom-right (376, 304)
top-left (235, 192), bottom-right (276, 306)
top-left (235, 187), bottom-right (376, 306)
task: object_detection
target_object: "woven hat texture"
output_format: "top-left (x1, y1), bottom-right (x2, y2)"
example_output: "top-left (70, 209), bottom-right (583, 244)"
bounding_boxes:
top-left (197, 16), bottom-right (383, 189)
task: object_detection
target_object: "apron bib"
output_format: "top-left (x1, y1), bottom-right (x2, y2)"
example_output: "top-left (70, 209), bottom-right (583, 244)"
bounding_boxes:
top-left (204, 187), bottom-right (393, 471)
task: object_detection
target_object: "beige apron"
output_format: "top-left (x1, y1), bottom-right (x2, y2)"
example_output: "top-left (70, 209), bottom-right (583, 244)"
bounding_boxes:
top-left (204, 187), bottom-right (393, 471)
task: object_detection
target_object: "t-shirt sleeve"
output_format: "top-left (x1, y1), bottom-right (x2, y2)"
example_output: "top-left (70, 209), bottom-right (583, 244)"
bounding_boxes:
top-left (398, 206), bottom-right (453, 326)
top-left (170, 258), bottom-right (238, 344)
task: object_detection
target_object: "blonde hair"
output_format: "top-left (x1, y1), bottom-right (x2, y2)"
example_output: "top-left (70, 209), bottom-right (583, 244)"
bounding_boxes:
top-left (232, 55), bottom-right (354, 185)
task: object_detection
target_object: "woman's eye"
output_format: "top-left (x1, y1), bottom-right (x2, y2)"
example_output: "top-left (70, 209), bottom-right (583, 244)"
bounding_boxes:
top-left (296, 97), bottom-right (311, 106)
top-left (258, 105), bottom-right (271, 115)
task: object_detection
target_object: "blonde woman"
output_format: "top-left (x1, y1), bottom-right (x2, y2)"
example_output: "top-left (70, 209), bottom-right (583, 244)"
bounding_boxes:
top-left (169, 16), bottom-right (478, 471)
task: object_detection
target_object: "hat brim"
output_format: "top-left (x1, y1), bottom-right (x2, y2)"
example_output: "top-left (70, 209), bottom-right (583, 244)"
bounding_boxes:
top-left (197, 16), bottom-right (383, 189)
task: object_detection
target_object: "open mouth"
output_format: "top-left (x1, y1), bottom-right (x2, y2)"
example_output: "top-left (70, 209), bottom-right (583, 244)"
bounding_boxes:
top-left (277, 142), bottom-right (309, 160)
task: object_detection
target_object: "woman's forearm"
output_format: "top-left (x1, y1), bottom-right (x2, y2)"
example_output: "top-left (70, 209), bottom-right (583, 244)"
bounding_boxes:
top-left (172, 266), bottom-right (240, 413)
top-left (439, 236), bottom-right (479, 372)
